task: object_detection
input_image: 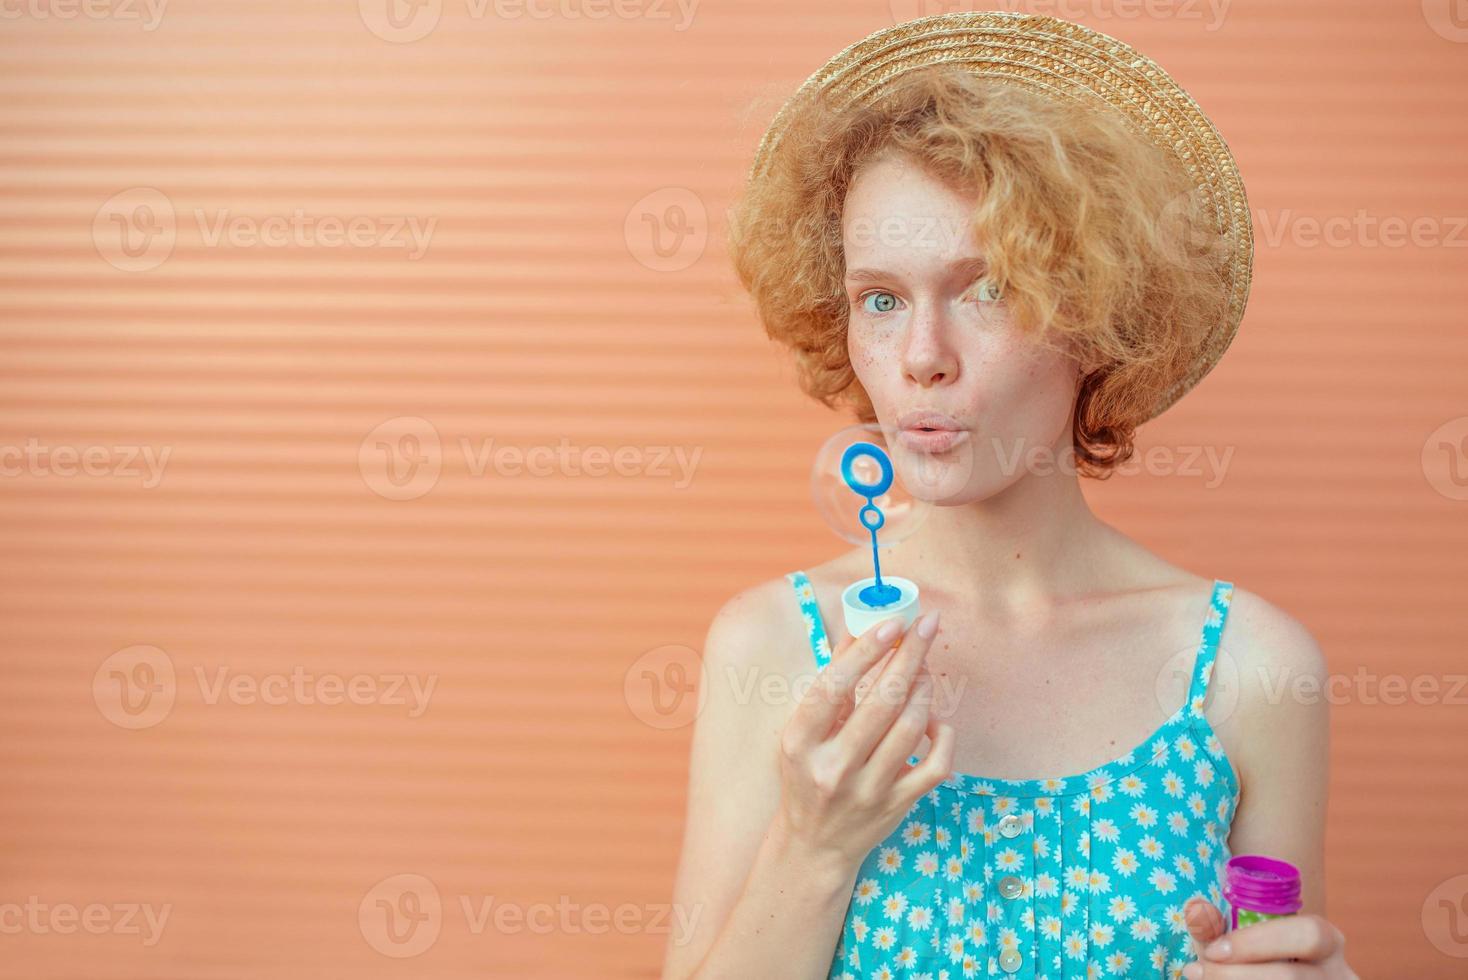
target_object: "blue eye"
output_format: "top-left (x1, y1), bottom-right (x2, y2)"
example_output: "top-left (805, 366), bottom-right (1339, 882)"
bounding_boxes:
top-left (968, 278), bottom-right (1002, 303)
top-left (862, 291), bottom-right (898, 315)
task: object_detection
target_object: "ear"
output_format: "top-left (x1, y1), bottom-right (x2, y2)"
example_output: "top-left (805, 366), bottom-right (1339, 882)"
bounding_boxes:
top-left (1076, 347), bottom-right (1109, 380)
top-left (1063, 334), bottom-right (1102, 380)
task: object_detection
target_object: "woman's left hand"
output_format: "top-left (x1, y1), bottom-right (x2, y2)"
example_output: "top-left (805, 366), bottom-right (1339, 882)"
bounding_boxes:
top-left (1182, 897), bottom-right (1359, 978)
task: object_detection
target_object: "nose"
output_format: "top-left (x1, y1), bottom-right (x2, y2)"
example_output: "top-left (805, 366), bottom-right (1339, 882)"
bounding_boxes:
top-left (901, 303), bottom-right (958, 388)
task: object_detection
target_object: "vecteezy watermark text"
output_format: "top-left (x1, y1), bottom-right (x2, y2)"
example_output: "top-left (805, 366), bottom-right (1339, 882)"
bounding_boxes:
top-left (194, 209), bottom-right (435, 259)
top-left (0, 897), bottom-right (170, 946)
top-left (0, 0), bottom-right (168, 30)
top-left (358, 0), bottom-right (700, 44)
top-left (0, 438), bottom-right (171, 488)
top-left (460, 437), bottom-right (700, 486)
top-left (1259, 666), bottom-right (1468, 706)
top-left (889, 0), bottom-right (1233, 33)
top-left (194, 666), bottom-right (438, 717)
top-left (992, 437), bottom-right (1235, 488)
top-left (93, 188), bottom-right (437, 272)
top-left (93, 645), bottom-right (439, 729)
top-left (622, 642), bottom-right (972, 731)
top-left (358, 873), bottom-right (701, 958)
top-left (359, 417), bottom-right (703, 501)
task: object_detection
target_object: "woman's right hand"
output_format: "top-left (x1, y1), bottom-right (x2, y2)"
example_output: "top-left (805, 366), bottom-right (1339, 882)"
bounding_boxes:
top-left (773, 610), bottom-right (956, 869)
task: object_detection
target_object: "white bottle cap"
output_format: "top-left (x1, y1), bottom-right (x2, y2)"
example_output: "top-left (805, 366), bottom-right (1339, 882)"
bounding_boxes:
top-left (841, 576), bottom-right (921, 638)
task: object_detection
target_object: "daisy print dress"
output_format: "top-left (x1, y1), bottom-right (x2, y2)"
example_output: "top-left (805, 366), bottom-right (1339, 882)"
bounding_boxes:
top-left (785, 571), bottom-right (1240, 980)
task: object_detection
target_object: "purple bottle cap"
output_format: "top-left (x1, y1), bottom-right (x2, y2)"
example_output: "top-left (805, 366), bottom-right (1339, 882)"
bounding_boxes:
top-left (1224, 854), bottom-right (1301, 916)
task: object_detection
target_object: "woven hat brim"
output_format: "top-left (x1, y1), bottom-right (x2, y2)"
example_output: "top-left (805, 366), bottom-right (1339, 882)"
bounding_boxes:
top-left (749, 11), bottom-right (1253, 421)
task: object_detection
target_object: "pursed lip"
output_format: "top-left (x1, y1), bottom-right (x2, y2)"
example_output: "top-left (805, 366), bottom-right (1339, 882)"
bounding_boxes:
top-left (896, 410), bottom-right (969, 453)
top-left (897, 410), bottom-right (964, 432)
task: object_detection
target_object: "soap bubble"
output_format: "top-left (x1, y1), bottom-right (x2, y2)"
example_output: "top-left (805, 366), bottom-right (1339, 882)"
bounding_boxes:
top-left (810, 423), bottom-right (931, 546)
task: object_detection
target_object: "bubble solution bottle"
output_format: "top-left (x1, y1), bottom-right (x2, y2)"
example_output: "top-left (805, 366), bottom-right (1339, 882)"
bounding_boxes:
top-left (1223, 854), bottom-right (1302, 929)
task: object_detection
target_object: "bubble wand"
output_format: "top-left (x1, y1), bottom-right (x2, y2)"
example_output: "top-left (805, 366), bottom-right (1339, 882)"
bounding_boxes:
top-left (838, 442), bottom-right (922, 638)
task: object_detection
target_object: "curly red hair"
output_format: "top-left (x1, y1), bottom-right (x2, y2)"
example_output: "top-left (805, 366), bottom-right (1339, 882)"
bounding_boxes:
top-left (728, 66), bottom-right (1229, 477)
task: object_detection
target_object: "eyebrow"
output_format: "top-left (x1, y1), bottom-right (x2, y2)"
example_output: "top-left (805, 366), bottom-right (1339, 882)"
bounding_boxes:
top-left (844, 255), bottom-right (988, 285)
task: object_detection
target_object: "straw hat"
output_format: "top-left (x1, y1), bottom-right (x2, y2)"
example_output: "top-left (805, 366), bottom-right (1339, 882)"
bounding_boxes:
top-left (748, 11), bottom-right (1253, 420)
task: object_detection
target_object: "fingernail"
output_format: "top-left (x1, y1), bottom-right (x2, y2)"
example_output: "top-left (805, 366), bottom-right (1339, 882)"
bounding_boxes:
top-left (1181, 964), bottom-right (1202, 980)
top-left (917, 610), bottom-right (940, 639)
top-left (1204, 937), bottom-right (1230, 960)
top-left (876, 619), bottom-right (901, 645)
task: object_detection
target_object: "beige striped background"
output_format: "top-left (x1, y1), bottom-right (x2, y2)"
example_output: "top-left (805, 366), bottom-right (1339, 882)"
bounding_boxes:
top-left (2, 1), bottom-right (1467, 976)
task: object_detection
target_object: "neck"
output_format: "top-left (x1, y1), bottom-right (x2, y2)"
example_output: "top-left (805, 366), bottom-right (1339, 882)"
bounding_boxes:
top-left (887, 449), bottom-right (1118, 615)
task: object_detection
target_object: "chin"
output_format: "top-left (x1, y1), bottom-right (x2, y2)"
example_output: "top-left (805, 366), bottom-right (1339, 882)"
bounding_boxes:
top-left (892, 442), bottom-right (983, 504)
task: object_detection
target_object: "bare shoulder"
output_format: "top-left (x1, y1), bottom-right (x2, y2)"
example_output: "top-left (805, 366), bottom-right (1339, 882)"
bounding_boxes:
top-left (661, 572), bottom-right (824, 978)
top-left (1209, 582), bottom-right (1331, 793)
top-left (1219, 582), bottom-right (1329, 689)
top-left (705, 572), bottom-right (807, 653)
top-left (702, 571), bottom-right (820, 691)
top-left (1209, 584), bottom-right (1331, 881)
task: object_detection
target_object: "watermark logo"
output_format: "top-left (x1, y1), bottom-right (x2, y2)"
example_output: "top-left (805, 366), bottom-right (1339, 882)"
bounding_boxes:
top-left (1422, 416), bottom-right (1468, 501)
top-left (625, 187), bottom-right (707, 272)
top-left (1158, 186), bottom-right (1231, 275)
top-left (1422, 0), bottom-right (1468, 42)
top-left (1422, 873), bottom-right (1468, 957)
top-left (94, 188), bottom-right (176, 273)
top-left (93, 645), bottom-right (176, 730)
top-left (359, 417), bottom-right (443, 501)
top-left (625, 644), bottom-right (704, 730)
top-left (1154, 642), bottom-right (1240, 725)
top-left (359, 873), bottom-right (442, 957)
top-left (359, 0), bottom-right (442, 42)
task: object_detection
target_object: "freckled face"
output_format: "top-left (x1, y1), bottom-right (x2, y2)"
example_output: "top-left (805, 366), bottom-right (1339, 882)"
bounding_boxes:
top-left (842, 151), bottom-right (1082, 503)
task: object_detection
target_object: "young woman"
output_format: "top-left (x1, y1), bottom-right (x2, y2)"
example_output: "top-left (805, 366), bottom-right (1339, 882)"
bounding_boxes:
top-left (664, 14), bottom-right (1356, 979)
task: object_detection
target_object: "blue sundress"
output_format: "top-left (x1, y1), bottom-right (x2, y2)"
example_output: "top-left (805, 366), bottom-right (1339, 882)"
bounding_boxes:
top-left (785, 570), bottom-right (1240, 979)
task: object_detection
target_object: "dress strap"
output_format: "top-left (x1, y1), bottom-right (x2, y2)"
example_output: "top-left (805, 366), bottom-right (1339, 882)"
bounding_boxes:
top-left (785, 570), bottom-right (833, 669)
top-left (1185, 579), bottom-right (1236, 714)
